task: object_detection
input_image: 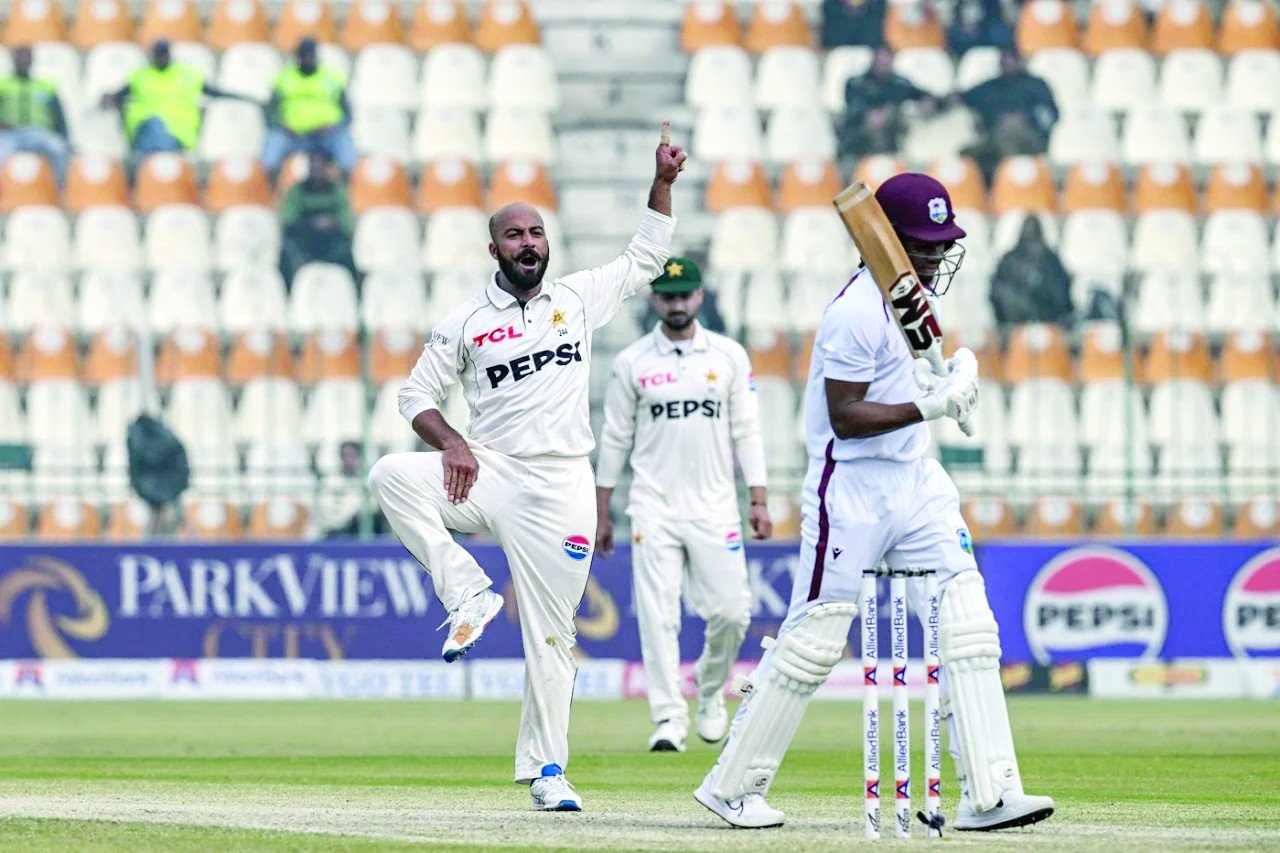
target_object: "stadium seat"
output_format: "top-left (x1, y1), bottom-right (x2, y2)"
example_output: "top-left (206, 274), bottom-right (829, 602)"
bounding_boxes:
top-left (776, 158), bottom-right (841, 212)
top-left (963, 497), bottom-right (1017, 539)
top-left (822, 46), bottom-right (874, 112)
top-left (166, 376), bottom-right (236, 467)
top-left (83, 327), bottom-right (136, 386)
top-left (172, 41), bottom-right (217, 81)
top-left (893, 47), bottom-right (954, 97)
top-left (70, 112), bottom-right (128, 162)
top-left (709, 208), bottom-right (779, 276)
top-left (1060, 210), bottom-right (1127, 278)
top-left (681, 0), bottom-right (742, 52)
top-left (353, 206), bottom-right (421, 273)
top-left (1026, 47), bottom-right (1089, 114)
top-left (745, 0), bottom-right (811, 52)
top-left (416, 158), bottom-right (483, 211)
top-left (756, 45), bottom-right (822, 110)
top-left (274, 0), bottom-right (337, 50)
top-left (1206, 271), bottom-right (1275, 334)
top-left (77, 271), bottom-right (145, 334)
top-left (1132, 163), bottom-right (1196, 212)
top-left (1024, 497), bottom-right (1084, 537)
top-left (1145, 330), bottom-right (1214, 383)
top-left (1165, 498), bottom-right (1225, 536)
top-left (412, 106), bottom-right (482, 163)
top-left (36, 498), bottom-right (102, 541)
top-left (73, 205), bottom-right (142, 272)
top-left (248, 498), bottom-right (312, 538)
top-left (0, 499), bottom-right (31, 539)
top-left (1266, 117), bottom-right (1280, 166)
top-left (1094, 498), bottom-right (1157, 536)
top-left (1061, 161), bottom-right (1126, 212)
top-left (139, 0), bottom-right (202, 44)
top-left (923, 156), bottom-right (985, 211)
top-left (489, 44), bottom-right (558, 111)
top-left (1194, 106), bottom-right (1264, 165)
top-left (1005, 323), bottom-right (1072, 383)
top-left (1133, 271), bottom-right (1205, 335)
top-left (1008, 377), bottom-right (1079, 453)
top-left (422, 207), bottom-right (492, 273)
top-left (217, 270), bottom-right (288, 336)
top-left (1016, 0), bottom-right (1080, 54)
top-left (0, 152), bottom-right (58, 211)
top-left (4, 0), bottom-right (68, 45)
top-left (349, 157), bottom-right (413, 212)
top-left (102, 498), bottom-right (149, 541)
top-left (990, 156), bottom-right (1056, 214)
top-left (955, 46), bottom-right (1002, 90)
top-left (990, 210), bottom-right (1059, 258)
top-left (473, 0), bottom-right (539, 53)
top-left (6, 273), bottom-right (75, 334)
top-left (289, 264), bottom-right (359, 334)
top-left (1157, 49), bottom-right (1222, 114)
top-left (780, 208), bottom-right (857, 276)
top-left (1218, 0), bottom-right (1280, 53)
top-left (1205, 162), bottom-right (1268, 212)
top-left (348, 45), bottom-right (417, 112)
top-left (64, 156), bottom-right (128, 213)
top-left (70, 0), bottom-right (133, 49)
top-left (885, 0), bottom-right (945, 50)
top-left (686, 46), bottom-right (752, 110)
top-left (200, 101), bottom-right (267, 161)
top-left (82, 41), bottom-right (147, 106)
top-left (343, 0), bottom-right (405, 50)
top-left (368, 328), bottom-right (422, 383)
top-left (1202, 210), bottom-right (1270, 276)
top-left (213, 205), bottom-right (280, 272)
top-left (150, 272), bottom-right (218, 333)
top-left (1079, 323), bottom-right (1130, 383)
top-left (1220, 331), bottom-right (1278, 381)
top-left (305, 379), bottom-right (366, 448)
top-left (209, 0), bottom-right (270, 49)
top-left (371, 379), bottom-right (417, 452)
top-left (216, 42), bottom-right (283, 102)
top-left (705, 160), bottom-right (771, 213)
top-left (184, 497), bottom-right (246, 540)
top-left (352, 107), bottom-right (412, 161)
top-left (418, 42), bottom-right (486, 110)
top-left (1233, 498), bottom-right (1279, 537)
top-left (853, 154), bottom-right (907, 191)
top-left (1090, 48), bottom-right (1156, 112)
top-left (134, 154), bottom-right (199, 211)
top-left (226, 329), bottom-right (295, 385)
top-left (1121, 106), bottom-right (1192, 166)
top-left (1082, 0), bottom-right (1148, 54)
top-left (765, 106), bottom-right (836, 164)
top-left (693, 104), bottom-right (763, 163)
top-left (410, 0), bottom-right (470, 50)
top-left (26, 379), bottom-right (93, 455)
top-left (1152, 0), bottom-right (1215, 54)
top-left (488, 159), bottom-right (555, 210)
top-left (1224, 50), bottom-right (1280, 116)
top-left (156, 327), bottom-right (220, 384)
top-left (94, 377), bottom-right (142, 448)
top-left (206, 159), bottom-right (271, 212)
top-left (1222, 378), bottom-right (1280, 492)
top-left (483, 107), bottom-right (554, 164)
top-left (144, 204), bottom-right (210, 270)
top-left (4, 206), bottom-right (70, 272)
top-left (299, 329), bottom-right (361, 384)
top-left (1048, 109), bottom-right (1119, 166)
top-left (235, 377), bottom-right (304, 445)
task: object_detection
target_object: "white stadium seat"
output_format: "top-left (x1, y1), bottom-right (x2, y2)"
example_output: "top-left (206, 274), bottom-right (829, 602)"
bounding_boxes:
top-left (1059, 210), bottom-right (1128, 277)
top-left (73, 205), bottom-right (141, 271)
top-left (1202, 210), bottom-right (1270, 276)
top-left (78, 271), bottom-right (146, 334)
top-left (217, 43), bottom-right (283, 102)
top-left (5, 272), bottom-right (75, 333)
top-left (413, 106), bottom-right (482, 163)
top-left (1027, 47), bottom-right (1089, 114)
top-left (354, 207), bottom-right (422, 273)
top-left (1130, 210), bottom-right (1199, 272)
top-left (371, 380), bottom-right (418, 453)
top-left (756, 46), bottom-right (823, 109)
top-left (145, 205), bottom-right (211, 270)
top-left (304, 379), bottom-right (367, 448)
top-left (1133, 272), bottom-right (1206, 335)
top-left (419, 43), bottom-right (487, 110)
top-left (955, 46), bottom-right (1001, 90)
top-left (422, 208), bottom-right (491, 273)
top-left (1194, 106), bottom-right (1263, 165)
top-left (235, 378), bottom-right (304, 446)
top-left (349, 45), bottom-right (418, 110)
top-left (199, 101), bottom-right (265, 161)
top-left (1048, 109), bottom-right (1120, 165)
top-left (822, 46), bottom-right (874, 113)
top-left (94, 377), bottom-right (142, 448)
top-left (352, 107), bottom-right (412, 162)
top-left (149, 271), bottom-right (218, 333)
top-left (991, 211), bottom-right (1059, 258)
top-left (1224, 50), bottom-right (1280, 116)
top-left (289, 263), bottom-right (359, 333)
top-left (1090, 49), bottom-right (1155, 113)
top-left (166, 378), bottom-right (238, 482)
top-left (1158, 49), bottom-right (1223, 115)
top-left (214, 206), bottom-right (281, 272)
top-left (219, 269), bottom-right (289, 333)
top-left (686, 45), bottom-right (754, 110)
top-left (4, 206), bottom-right (70, 272)
top-left (172, 41), bottom-right (216, 82)
top-left (693, 104), bottom-right (763, 163)
top-left (1121, 106), bottom-right (1192, 165)
top-left (709, 208), bottom-right (779, 276)
top-left (32, 42), bottom-right (83, 107)
top-left (488, 45), bottom-right (559, 111)
top-left (484, 107), bottom-right (554, 164)
top-left (1206, 273), bottom-right (1278, 335)
top-left (764, 106), bottom-right (836, 164)
top-left (893, 47), bottom-right (954, 97)
top-left (82, 42), bottom-right (147, 104)
top-left (780, 208), bottom-right (857, 276)
top-left (243, 441), bottom-right (314, 500)
top-left (361, 272), bottom-right (429, 332)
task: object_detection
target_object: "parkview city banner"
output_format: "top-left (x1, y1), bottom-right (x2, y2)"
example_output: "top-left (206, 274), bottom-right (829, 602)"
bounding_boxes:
top-left (0, 541), bottom-right (1276, 662)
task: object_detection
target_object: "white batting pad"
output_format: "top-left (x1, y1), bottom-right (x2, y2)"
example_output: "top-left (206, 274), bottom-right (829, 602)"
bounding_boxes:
top-left (939, 570), bottom-right (1022, 812)
top-left (709, 602), bottom-right (857, 800)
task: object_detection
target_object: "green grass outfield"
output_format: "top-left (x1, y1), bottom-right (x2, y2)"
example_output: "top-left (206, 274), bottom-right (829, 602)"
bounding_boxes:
top-left (0, 698), bottom-right (1277, 851)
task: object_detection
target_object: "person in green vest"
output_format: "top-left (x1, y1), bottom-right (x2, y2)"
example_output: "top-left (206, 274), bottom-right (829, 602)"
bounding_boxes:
top-left (262, 37), bottom-right (356, 179)
top-left (101, 39), bottom-right (255, 157)
top-left (278, 149), bottom-right (358, 286)
top-left (0, 46), bottom-right (70, 184)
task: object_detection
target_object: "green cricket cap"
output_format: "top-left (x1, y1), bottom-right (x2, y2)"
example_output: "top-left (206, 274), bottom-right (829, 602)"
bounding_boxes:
top-left (651, 256), bottom-right (702, 293)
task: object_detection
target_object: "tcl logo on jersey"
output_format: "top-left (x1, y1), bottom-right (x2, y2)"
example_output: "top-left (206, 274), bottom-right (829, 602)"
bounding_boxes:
top-left (485, 342), bottom-right (582, 388)
top-left (639, 372), bottom-right (678, 388)
top-left (1023, 547), bottom-right (1167, 664)
top-left (472, 325), bottom-right (523, 348)
top-left (1223, 547), bottom-right (1280, 658)
top-left (648, 400), bottom-right (723, 420)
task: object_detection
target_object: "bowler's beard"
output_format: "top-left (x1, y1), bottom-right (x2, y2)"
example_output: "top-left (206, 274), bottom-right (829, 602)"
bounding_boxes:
top-left (497, 249), bottom-right (548, 291)
top-left (662, 311), bottom-right (695, 332)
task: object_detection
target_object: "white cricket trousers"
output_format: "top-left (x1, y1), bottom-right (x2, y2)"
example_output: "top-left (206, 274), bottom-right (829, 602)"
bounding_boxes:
top-left (368, 445), bottom-right (596, 783)
top-left (629, 514), bottom-right (751, 726)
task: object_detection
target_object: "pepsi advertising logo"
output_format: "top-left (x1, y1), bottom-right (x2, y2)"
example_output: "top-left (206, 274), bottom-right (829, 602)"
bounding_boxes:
top-left (1223, 547), bottom-right (1280, 658)
top-left (1023, 547), bottom-right (1167, 664)
top-left (562, 535), bottom-right (591, 561)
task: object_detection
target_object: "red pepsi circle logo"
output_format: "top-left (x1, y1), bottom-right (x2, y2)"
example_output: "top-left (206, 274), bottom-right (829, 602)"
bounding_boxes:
top-left (725, 531), bottom-right (742, 552)
top-left (1223, 547), bottom-right (1280, 658)
top-left (562, 535), bottom-right (590, 561)
top-left (1023, 547), bottom-right (1167, 664)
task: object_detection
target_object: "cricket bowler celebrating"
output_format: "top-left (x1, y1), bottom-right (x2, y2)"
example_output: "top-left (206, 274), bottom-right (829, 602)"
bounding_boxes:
top-left (693, 174), bottom-right (1055, 831)
top-left (595, 257), bottom-right (772, 753)
top-left (369, 124), bottom-right (686, 812)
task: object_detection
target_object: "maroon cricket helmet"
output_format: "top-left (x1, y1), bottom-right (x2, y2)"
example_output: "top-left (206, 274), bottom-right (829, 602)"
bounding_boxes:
top-left (874, 173), bottom-right (967, 244)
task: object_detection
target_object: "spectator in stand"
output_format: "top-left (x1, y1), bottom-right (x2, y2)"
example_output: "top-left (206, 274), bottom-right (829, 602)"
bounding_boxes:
top-left (0, 46), bottom-right (70, 184)
top-left (839, 46), bottom-right (938, 159)
top-left (948, 0), bottom-right (1014, 55)
top-left (278, 149), bottom-right (358, 285)
top-left (821, 0), bottom-right (887, 47)
top-left (956, 48), bottom-right (1058, 181)
top-left (102, 39), bottom-right (255, 157)
top-left (262, 37), bottom-right (356, 180)
top-left (319, 441), bottom-right (387, 538)
top-left (989, 217), bottom-right (1074, 330)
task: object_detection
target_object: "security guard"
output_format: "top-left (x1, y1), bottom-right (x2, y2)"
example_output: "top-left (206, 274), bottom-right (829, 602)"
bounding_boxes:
top-left (0, 45), bottom-right (70, 184)
top-left (262, 37), bottom-right (356, 177)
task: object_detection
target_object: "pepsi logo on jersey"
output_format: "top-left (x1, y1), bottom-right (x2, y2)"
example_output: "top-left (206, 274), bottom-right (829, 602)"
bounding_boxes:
top-left (484, 342), bottom-right (583, 388)
top-left (648, 399), bottom-right (723, 420)
top-left (562, 535), bottom-right (591, 561)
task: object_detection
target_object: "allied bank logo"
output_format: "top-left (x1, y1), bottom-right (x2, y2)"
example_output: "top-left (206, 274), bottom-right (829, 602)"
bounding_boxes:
top-left (170, 659), bottom-right (200, 684)
top-left (0, 556), bottom-right (108, 658)
top-left (562, 535), bottom-right (591, 561)
top-left (725, 531), bottom-right (743, 552)
top-left (1223, 547), bottom-right (1280, 658)
top-left (14, 661), bottom-right (44, 687)
top-left (957, 528), bottom-right (973, 555)
top-left (1024, 547), bottom-right (1167, 665)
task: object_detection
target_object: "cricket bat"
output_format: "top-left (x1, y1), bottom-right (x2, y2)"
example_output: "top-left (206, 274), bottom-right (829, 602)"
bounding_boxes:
top-left (833, 181), bottom-right (974, 436)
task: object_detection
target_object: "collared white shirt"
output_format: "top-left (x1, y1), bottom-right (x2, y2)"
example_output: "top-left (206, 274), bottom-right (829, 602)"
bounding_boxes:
top-left (596, 321), bottom-right (767, 519)
top-left (399, 210), bottom-right (676, 458)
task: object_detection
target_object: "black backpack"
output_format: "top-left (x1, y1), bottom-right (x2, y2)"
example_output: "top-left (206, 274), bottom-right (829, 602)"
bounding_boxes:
top-left (126, 414), bottom-right (190, 507)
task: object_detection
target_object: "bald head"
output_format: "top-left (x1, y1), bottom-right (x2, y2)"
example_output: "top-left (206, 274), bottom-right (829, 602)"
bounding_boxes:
top-left (488, 202), bottom-right (543, 242)
top-left (489, 202), bottom-right (550, 292)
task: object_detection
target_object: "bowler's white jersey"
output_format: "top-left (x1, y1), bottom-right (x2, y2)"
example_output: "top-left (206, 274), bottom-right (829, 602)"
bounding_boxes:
top-left (596, 322), bottom-right (767, 519)
top-left (399, 210), bottom-right (675, 458)
top-left (802, 268), bottom-right (929, 463)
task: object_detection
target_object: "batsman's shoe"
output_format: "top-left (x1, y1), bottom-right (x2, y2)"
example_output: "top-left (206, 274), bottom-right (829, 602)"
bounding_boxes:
top-left (695, 691), bottom-right (729, 743)
top-left (440, 588), bottom-right (503, 663)
top-left (694, 782), bottom-right (784, 829)
top-left (648, 719), bottom-right (688, 752)
top-left (955, 790), bottom-right (1055, 831)
top-left (530, 764), bottom-right (582, 812)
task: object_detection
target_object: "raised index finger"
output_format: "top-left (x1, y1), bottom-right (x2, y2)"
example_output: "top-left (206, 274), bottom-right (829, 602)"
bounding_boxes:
top-left (660, 120), bottom-right (671, 147)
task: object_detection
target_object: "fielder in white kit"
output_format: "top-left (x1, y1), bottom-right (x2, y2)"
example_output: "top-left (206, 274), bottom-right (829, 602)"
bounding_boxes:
top-left (594, 257), bottom-right (772, 753)
top-left (369, 125), bottom-right (687, 812)
top-left (694, 173), bottom-right (1055, 831)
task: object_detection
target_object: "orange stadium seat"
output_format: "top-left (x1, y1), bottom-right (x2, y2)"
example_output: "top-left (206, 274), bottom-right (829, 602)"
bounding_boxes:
top-left (185, 497), bottom-right (247, 540)
top-left (1024, 497), bottom-right (1085, 537)
top-left (1164, 497), bottom-right (1225, 537)
top-left (990, 156), bottom-right (1056, 214)
top-left (745, 1), bottom-right (812, 53)
top-left (0, 500), bottom-right (31, 539)
top-left (1079, 324), bottom-right (1127, 381)
top-left (71, 0), bottom-right (134, 49)
top-left (0, 153), bottom-right (58, 211)
top-left (139, 0), bottom-right (203, 44)
top-left (746, 328), bottom-right (793, 378)
top-left (945, 328), bottom-right (1003, 382)
top-left (64, 156), bottom-right (129, 213)
top-left (156, 327), bottom-right (221, 385)
top-left (927, 156), bottom-right (986, 211)
top-left (1218, 0), bottom-right (1280, 53)
top-left (83, 328), bottom-right (137, 385)
top-left (1082, 0), bottom-right (1149, 54)
top-left (1132, 163), bottom-right (1197, 213)
top-left (206, 158), bottom-right (272, 212)
top-left (1233, 498), bottom-right (1279, 537)
top-left (776, 158), bottom-right (841, 212)
top-left (274, 152), bottom-right (310, 197)
top-left (488, 160), bottom-right (556, 210)
top-left (274, 0), bottom-right (337, 51)
top-left (1219, 331), bottom-right (1277, 382)
top-left (37, 498), bottom-right (102, 541)
top-left (1005, 323), bottom-right (1073, 383)
top-left (681, 0), bottom-right (742, 52)
top-left (369, 329), bottom-right (421, 384)
top-left (1204, 162), bottom-right (1268, 213)
top-left (853, 155), bottom-right (907, 191)
top-left (299, 329), bottom-right (361, 383)
top-left (3, 0), bottom-right (68, 46)
top-left (134, 154), bottom-right (199, 211)
top-left (104, 499), bottom-right (151, 541)
top-left (349, 157), bottom-right (413, 213)
top-left (209, 0), bottom-right (270, 49)
top-left (410, 0), bottom-right (471, 50)
top-left (226, 330), bottom-right (296, 385)
top-left (885, 0), bottom-right (946, 50)
top-left (1094, 498), bottom-right (1158, 536)
top-left (0, 333), bottom-right (15, 380)
top-left (417, 158), bottom-right (483, 212)
top-left (963, 496), bottom-right (1018, 539)
top-left (248, 498), bottom-right (311, 539)
top-left (1151, 0), bottom-right (1215, 54)
top-left (706, 160), bottom-right (772, 213)
top-left (343, 0), bottom-right (406, 50)
top-left (1016, 0), bottom-right (1080, 54)
top-left (16, 327), bottom-right (79, 382)
top-left (769, 495), bottom-right (802, 539)
top-left (473, 0), bottom-right (539, 53)
top-left (1061, 161), bottom-right (1126, 213)
top-left (1143, 330), bottom-right (1214, 383)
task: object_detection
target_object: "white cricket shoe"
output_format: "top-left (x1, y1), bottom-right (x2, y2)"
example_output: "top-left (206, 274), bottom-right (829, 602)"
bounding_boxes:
top-left (530, 764), bottom-right (582, 812)
top-left (695, 691), bottom-right (728, 743)
top-left (955, 790), bottom-right (1055, 831)
top-left (648, 718), bottom-right (687, 752)
top-left (694, 782), bottom-right (784, 829)
top-left (440, 588), bottom-right (503, 663)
